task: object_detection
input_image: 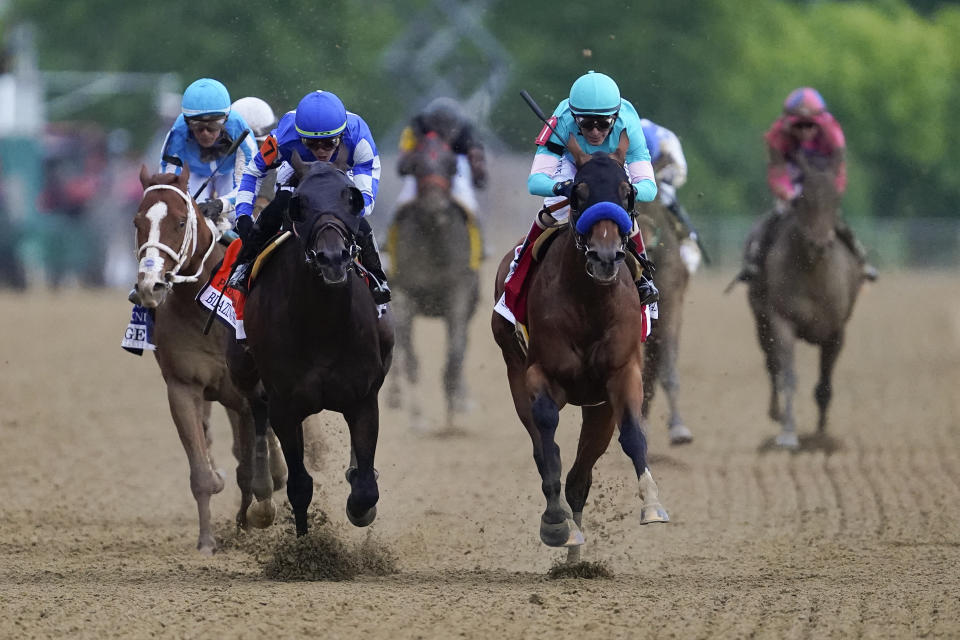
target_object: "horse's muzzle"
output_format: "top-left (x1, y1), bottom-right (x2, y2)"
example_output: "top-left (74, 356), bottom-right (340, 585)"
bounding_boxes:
top-left (134, 278), bottom-right (172, 308)
top-left (306, 249), bottom-right (351, 286)
top-left (585, 249), bottom-right (625, 284)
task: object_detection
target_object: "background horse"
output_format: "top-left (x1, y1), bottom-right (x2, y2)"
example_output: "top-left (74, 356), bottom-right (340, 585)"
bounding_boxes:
top-left (492, 132), bottom-right (669, 564)
top-left (746, 154), bottom-right (865, 449)
top-left (231, 161), bottom-right (394, 536)
top-left (132, 167), bottom-right (283, 553)
top-left (386, 132), bottom-right (480, 431)
top-left (636, 195), bottom-right (694, 444)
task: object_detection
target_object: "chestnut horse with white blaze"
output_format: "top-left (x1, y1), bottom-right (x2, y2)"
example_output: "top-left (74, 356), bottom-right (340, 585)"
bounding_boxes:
top-left (132, 166), bottom-right (285, 553)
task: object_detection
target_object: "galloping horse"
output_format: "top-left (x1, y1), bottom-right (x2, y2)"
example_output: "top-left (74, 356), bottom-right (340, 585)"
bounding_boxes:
top-left (635, 195), bottom-right (693, 444)
top-left (230, 161), bottom-right (394, 536)
top-left (745, 154), bottom-right (864, 448)
top-left (386, 132), bottom-right (480, 430)
top-left (132, 167), bottom-right (283, 553)
top-left (492, 132), bottom-right (669, 562)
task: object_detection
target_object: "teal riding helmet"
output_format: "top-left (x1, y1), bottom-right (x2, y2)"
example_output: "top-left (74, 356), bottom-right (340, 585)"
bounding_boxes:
top-left (181, 78), bottom-right (231, 118)
top-left (569, 71), bottom-right (621, 116)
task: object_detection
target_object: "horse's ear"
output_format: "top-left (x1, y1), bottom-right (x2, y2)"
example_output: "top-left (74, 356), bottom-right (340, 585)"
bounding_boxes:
top-left (177, 164), bottom-right (190, 190)
top-left (139, 164), bottom-right (151, 189)
top-left (566, 134), bottom-right (590, 167)
top-left (290, 151), bottom-right (309, 180)
top-left (345, 186), bottom-right (365, 216)
top-left (570, 181), bottom-right (589, 213)
top-left (612, 129), bottom-right (629, 167)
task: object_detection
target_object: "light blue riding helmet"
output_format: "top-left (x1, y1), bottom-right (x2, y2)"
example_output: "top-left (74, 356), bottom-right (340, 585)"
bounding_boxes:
top-left (568, 70), bottom-right (621, 116)
top-left (181, 78), bottom-right (231, 118)
top-left (295, 91), bottom-right (347, 138)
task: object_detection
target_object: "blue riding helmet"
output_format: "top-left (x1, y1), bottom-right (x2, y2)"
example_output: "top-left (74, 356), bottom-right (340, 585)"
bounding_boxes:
top-left (181, 78), bottom-right (231, 118)
top-left (295, 91), bottom-right (347, 139)
top-left (569, 71), bottom-right (621, 116)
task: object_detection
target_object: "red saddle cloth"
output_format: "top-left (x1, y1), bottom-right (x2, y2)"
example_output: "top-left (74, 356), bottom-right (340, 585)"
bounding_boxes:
top-left (196, 239), bottom-right (247, 339)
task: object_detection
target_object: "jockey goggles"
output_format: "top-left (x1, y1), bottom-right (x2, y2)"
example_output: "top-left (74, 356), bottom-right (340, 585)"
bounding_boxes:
top-left (301, 135), bottom-right (341, 152)
top-left (186, 117), bottom-right (226, 134)
top-left (575, 114), bottom-right (617, 132)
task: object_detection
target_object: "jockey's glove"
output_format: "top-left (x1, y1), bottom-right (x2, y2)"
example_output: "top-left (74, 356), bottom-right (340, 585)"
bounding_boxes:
top-left (553, 179), bottom-right (574, 198)
top-left (235, 215), bottom-right (254, 242)
top-left (198, 199), bottom-right (223, 219)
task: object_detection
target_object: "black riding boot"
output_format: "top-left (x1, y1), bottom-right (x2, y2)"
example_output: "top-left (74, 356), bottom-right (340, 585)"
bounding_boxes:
top-left (358, 218), bottom-right (391, 304)
top-left (738, 211), bottom-right (780, 282)
top-left (626, 240), bottom-right (659, 306)
top-left (227, 192), bottom-right (290, 294)
top-left (835, 220), bottom-right (879, 281)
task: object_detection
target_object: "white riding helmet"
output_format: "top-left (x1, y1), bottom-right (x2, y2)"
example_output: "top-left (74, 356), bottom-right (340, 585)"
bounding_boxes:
top-left (231, 96), bottom-right (277, 143)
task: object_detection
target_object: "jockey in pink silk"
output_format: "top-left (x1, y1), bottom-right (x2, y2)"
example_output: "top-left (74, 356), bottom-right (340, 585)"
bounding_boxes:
top-left (765, 87), bottom-right (847, 207)
top-left (737, 87), bottom-right (877, 283)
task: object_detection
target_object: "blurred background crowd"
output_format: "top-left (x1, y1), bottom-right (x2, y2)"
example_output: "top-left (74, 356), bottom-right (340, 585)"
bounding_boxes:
top-left (1, 0), bottom-right (958, 290)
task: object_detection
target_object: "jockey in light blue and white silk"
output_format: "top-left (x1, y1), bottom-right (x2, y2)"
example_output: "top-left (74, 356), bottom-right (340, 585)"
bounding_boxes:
top-left (528, 96), bottom-right (657, 221)
top-left (158, 78), bottom-right (257, 218)
top-left (235, 109), bottom-right (381, 222)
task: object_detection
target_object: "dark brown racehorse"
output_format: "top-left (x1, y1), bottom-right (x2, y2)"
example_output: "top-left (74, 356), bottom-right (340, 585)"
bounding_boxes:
top-left (492, 132), bottom-right (669, 563)
top-left (132, 167), bottom-right (283, 553)
top-left (387, 132), bottom-right (479, 431)
top-left (230, 161), bottom-right (394, 536)
top-left (635, 195), bottom-right (693, 444)
top-left (746, 154), bottom-right (864, 449)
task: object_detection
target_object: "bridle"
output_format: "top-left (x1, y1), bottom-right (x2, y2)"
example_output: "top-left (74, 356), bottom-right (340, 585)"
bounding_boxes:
top-left (136, 183), bottom-right (221, 285)
top-left (303, 213), bottom-right (361, 269)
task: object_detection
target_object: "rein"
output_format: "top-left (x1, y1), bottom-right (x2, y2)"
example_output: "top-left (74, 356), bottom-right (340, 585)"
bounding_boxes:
top-left (137, 183), bottom-right (221, 284)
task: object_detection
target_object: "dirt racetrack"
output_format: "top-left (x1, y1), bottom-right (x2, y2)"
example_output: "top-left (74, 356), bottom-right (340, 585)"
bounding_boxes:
top-left (2, 269), bottom-right (959, 639)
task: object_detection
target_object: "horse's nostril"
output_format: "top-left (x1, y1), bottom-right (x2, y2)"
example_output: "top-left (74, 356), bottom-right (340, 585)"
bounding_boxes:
top-left (586, 250), bottom-right (599, 262)
top-left (152, 282), bottom-right (165, 292)
top-left (615, 250), bottom-right (626, 262)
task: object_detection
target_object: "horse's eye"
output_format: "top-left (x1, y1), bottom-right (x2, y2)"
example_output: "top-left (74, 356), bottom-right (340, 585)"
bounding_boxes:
top-left (179, 221), bottom-right (186, 228)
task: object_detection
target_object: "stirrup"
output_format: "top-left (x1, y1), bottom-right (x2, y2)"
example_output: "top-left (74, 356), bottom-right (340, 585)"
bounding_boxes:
top-left (636, 277), bottom-right (659, 306)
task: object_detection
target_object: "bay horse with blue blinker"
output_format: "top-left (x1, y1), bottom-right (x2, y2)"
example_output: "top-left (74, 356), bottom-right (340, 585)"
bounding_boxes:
top-left (132, 166), bottom-right (283, 554)
top-left (229, 161), bottom-right (394, 536)
top-left (492, 131), bottom-right (669, 563)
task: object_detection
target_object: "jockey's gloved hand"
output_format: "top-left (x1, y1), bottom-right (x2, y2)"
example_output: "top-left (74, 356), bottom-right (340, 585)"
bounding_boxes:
top-left (553, 179), bottom-right (574, 198)
top-left (235, 215), bottom-right (254, 243)
top-left (198, 199), bottom-right (223, 219)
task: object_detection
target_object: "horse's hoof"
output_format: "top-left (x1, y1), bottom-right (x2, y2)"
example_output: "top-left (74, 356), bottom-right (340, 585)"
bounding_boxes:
top-left (640, 505), bottom-right (670, 524)
top-left (776, 432), bottom-right (800, 450)
top-left (246, 498), bottom-right (277, 529)
top-left (540, 517), bottom-right (584, 547)
top-left (669, 424), bottom-right (693, 445)
top-left (197, 538), bottom-right (216, 555)
top-left (346, 504), bottom-right (377, 527)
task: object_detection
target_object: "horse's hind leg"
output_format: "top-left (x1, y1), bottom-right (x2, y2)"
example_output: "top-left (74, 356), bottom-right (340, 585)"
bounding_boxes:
top-left (815, 334), bottom-right (843, 433)
top-left (201, 401), bottom-right (223, 475)
top-left (167, 383), bottom-right (224, 554)
top-left (343, 395), bottom-right (381, 527)
top-left (244, 390), bottom-right (278, 529)
top-left (267, 427), bottom-right (287, 491)
top-left (611, 362), bottom-right (669, 525)
top-left (564, 403), bottom-right (618, 563)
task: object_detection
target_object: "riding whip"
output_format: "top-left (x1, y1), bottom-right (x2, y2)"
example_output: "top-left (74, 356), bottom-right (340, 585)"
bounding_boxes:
top-left (520, 90), bottom-right (564, 149)
top-left (191, 129), bottom-right (251, 200)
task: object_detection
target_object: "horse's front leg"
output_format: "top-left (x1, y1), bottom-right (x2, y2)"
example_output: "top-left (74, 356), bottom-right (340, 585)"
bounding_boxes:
top-left (270, 403), bottom-right (313, 536)
top-left (564, 403), bottom-right (618, 563)
top-left (244, 389), bottom-right (277, 529)
top-left (768, 315), bottom-right (798, 449)
top-left (224, 405), bottom-right (254, 531)
top-left (610, 361), bottom-right (669, 525)
top-left (166, 382), bottom-right (225, 554)
top-left (526, 364), bottom-right (582, 548)
top-left (815, 333), bottom-right (843, 433)
top-left (443, 283), bottom-right (477, 425)
top-left (343, 394), bottom-right (381, 527)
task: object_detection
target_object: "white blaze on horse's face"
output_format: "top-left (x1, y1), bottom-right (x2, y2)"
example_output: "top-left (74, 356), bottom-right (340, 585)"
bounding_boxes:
top-left (137, 201), bottom-right (170, 306)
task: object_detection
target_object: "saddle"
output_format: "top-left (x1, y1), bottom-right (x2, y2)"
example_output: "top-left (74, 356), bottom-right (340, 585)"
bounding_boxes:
top-left (386, 200), bottom-right (484, 274)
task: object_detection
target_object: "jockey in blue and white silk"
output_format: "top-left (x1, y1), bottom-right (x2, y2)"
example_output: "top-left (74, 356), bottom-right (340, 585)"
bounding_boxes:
top-left (235, 108), bottom-right (381, 222)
